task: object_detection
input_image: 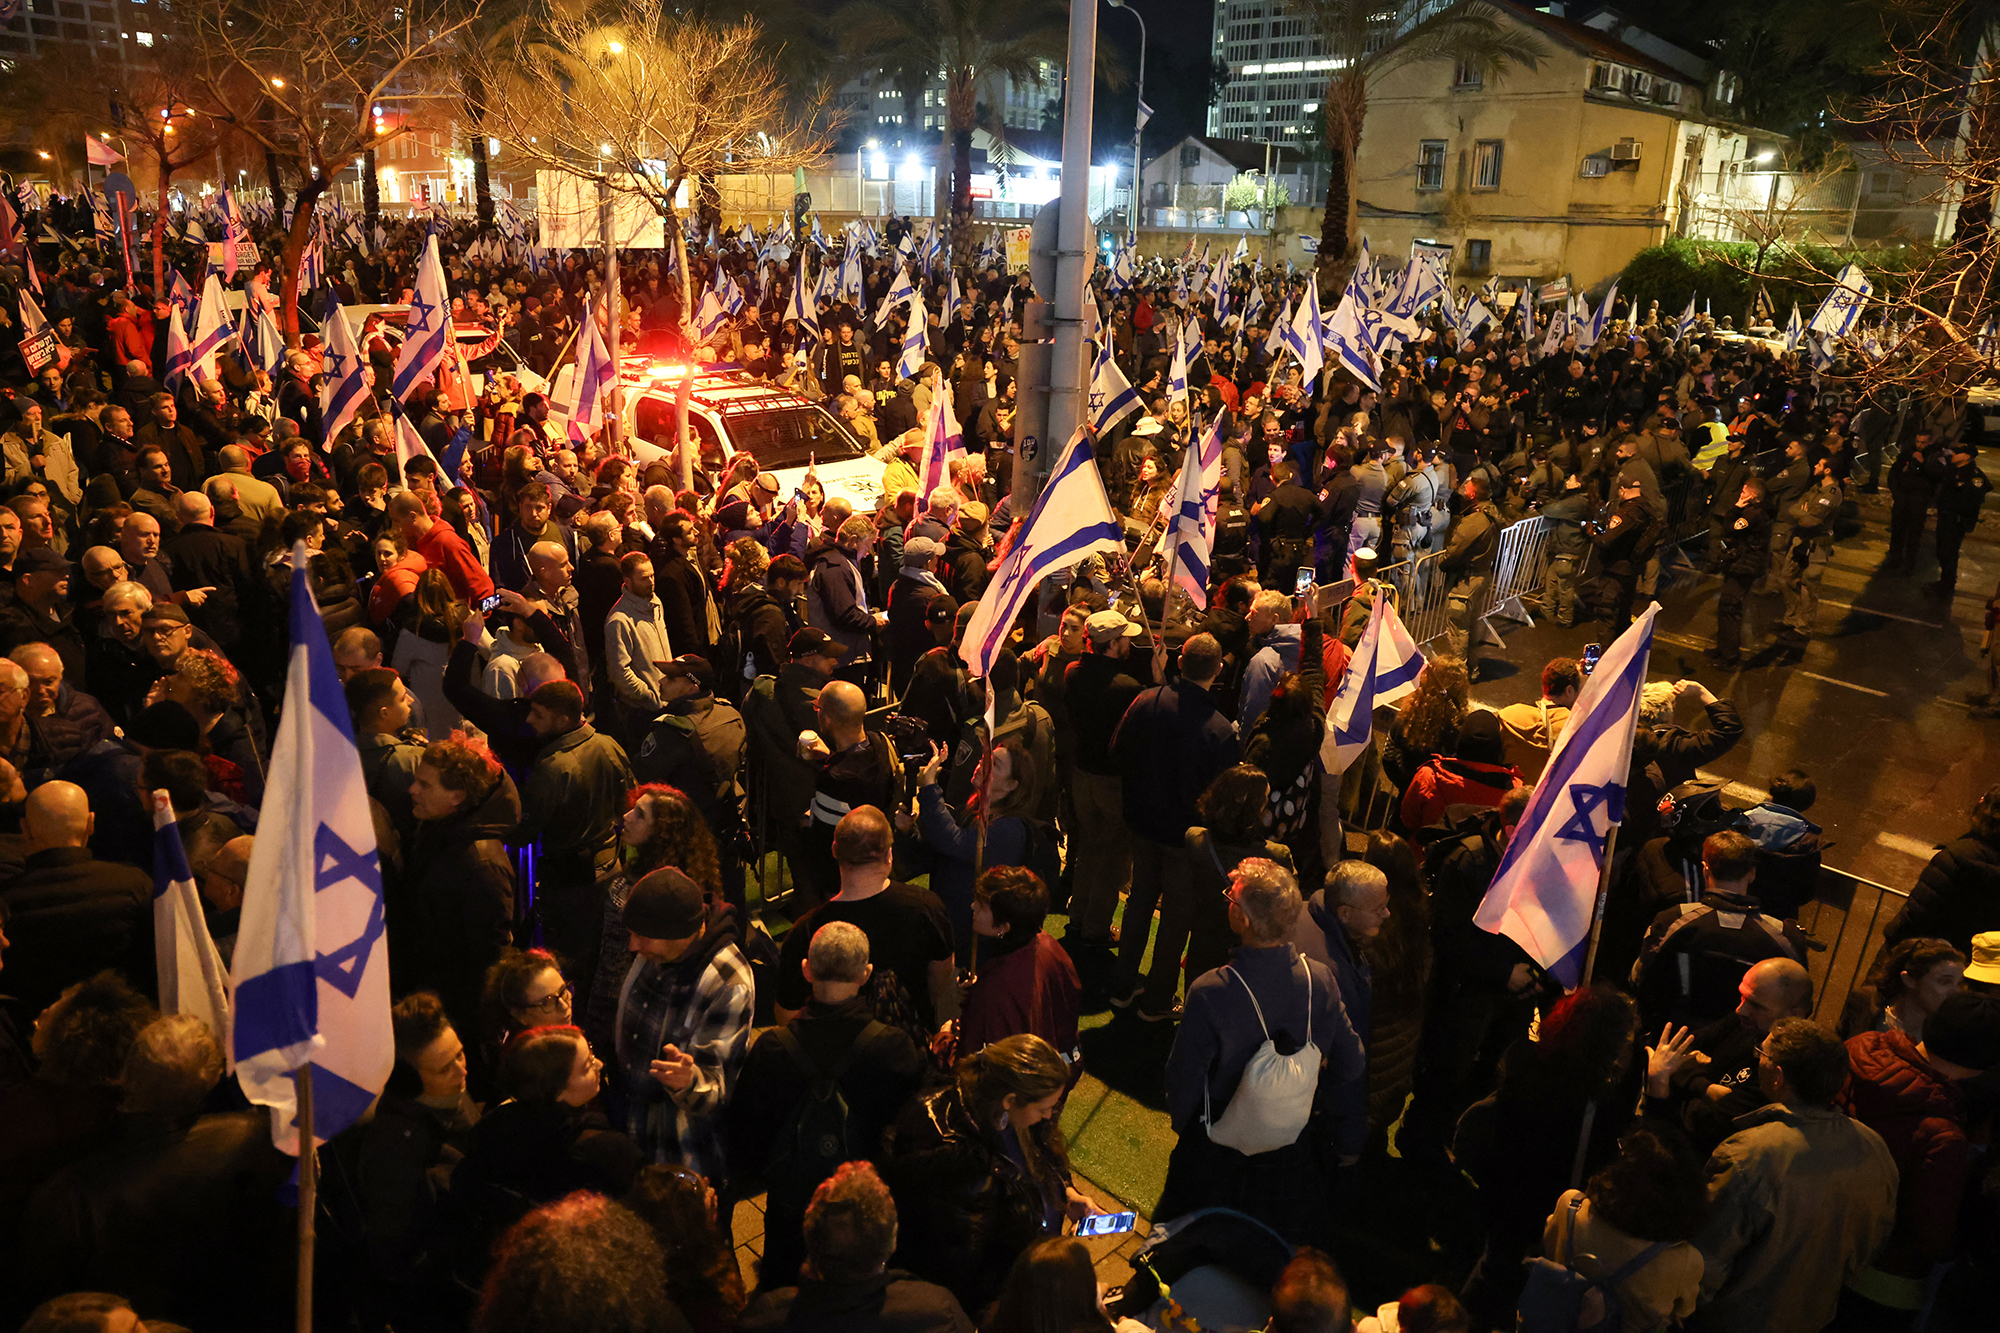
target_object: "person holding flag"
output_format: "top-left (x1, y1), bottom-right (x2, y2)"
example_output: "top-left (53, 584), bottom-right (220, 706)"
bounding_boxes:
top-left (567, 303), bottom-right (619, 446)
top-left (319, 296), bottom-right (370, 448)
top-left (1162, 412), bottom-right (1225, 609)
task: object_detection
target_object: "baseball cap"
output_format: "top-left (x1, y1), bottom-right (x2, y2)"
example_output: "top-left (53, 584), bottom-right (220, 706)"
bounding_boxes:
top-left (788, 626), bottom-right (847, 661)
top-left (753, 473), bottom-right (781, 496)
top-left (622, 867), bottom-right (708, 940)
top-left (656, 654), bottom-right (715, 689)
top-left (924, 595), bottom-right (958, 627)
top-left (141, 602), bottom-right (192, 627)
top-left (14, 547), bottom-right (69, 576)
top-left (903, 536), bottom-right (943, 566)
top-left (960, 501), bottom-right (989, 529)
top-left (1085, 609), bottom-right (1143, 645)
top-left (1965, 932), bottom-right (2000, 985)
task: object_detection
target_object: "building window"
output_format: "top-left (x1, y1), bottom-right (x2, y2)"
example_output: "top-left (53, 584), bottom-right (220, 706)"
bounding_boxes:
top-left (1180, 144), bottom-right (1201, 168)
top-left (1466, 239), bottom-right (1492, 272)
top-left (1580, 155), bottom-right (1610, 178)
top-left (1453, 60), bottom-right (1483, 89)
top-left (1870, 171), bottom-right (1894, 194)
top-left (1712, 70), bottom-right (1740, 105)
top-left (1472, 139), bottom-right (1503, 190)
top-left (1417, 139), bottom-right (1446, 191)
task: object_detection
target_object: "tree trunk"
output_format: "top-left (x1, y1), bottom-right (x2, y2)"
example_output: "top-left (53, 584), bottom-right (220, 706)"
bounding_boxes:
top-left (264, 147), bottom-right (287, 220)
top-left (670, 206), bottom-right (696, 489)
top-left (472, 133), bottom-right (494, 232)
top-left (152, 164), bottom-right (171, 298)
top-left (278, 176), bottom-right (330, 345)
top-left (1316, 79), bottom-right (1366, 288)
top-left (952, 126), bottom-right (973, 226)
top-left (363, 148), bottom-right (381, 232)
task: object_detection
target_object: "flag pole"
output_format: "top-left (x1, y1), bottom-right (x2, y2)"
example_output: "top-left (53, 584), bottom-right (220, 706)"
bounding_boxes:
top-left (293, 1067), bottom-right (316, 1333)
top-left (1576, 812), bottom-right (1623, 988)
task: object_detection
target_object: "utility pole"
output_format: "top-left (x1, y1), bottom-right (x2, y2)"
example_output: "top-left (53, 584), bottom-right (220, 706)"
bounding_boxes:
top-left (1017, 0), bottom-right (1097, 511)
top-left (1109, 0), bottom-right (1146, 247)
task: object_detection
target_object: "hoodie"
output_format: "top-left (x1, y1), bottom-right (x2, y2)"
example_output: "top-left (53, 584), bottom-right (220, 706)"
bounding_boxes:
top-left (1239, 621), bottom-right (1303, 732)
top-left (1838, 1029), bottom-right (1972, 1293)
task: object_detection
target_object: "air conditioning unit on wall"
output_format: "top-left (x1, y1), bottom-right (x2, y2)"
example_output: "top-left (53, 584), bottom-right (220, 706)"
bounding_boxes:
top-left (1610, 139), bottom-right (1642, 164)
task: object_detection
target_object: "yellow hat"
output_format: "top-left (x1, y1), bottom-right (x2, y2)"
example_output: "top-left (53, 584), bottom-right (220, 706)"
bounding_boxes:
top-left (1966, 931), bottom-right (2000, 985)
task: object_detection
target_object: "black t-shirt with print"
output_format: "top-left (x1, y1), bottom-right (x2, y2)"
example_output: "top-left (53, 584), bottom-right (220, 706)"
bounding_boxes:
top-left (775, 882), bottom-right (955, 1030)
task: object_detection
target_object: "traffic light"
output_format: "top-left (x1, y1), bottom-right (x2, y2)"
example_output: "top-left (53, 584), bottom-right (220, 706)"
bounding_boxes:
top-left (792, 191), bottom-right (810, 239)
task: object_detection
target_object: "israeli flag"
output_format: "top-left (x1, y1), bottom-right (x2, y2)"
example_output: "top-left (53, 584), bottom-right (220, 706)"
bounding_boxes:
top-left (153, 790), bottom-right (230, 1044)
top-left (190, 272), bottom-right (234, 383)
top-left (1232, 234), bottom-right (1249, 265)
top-left (391, 233), bottom-right (452, 401)
top-left (1264, 293), bottom-right (1293, 358)
top-left (786, 258), bottom-right (819, 339)
top-left (1457, 298), bottom-right (1495, 345)
top-left (568, 310), bottom-right (618, 444)
top-left (1320, 592), bottom-right (1426, 774)
top-left (233, 544), bottom-right (394, 1154)
top-left (1474, 603), bottom-right (1658, 988)
top-left (918, 382), bottom-right (965, 496)
top-left (1111, 245), bottom-right (1135, 294)
top-left (320, 297), bottom-right (369, 448)
top-left (1810, 262), bottom-right (1872, 338)
top-left (1163, 413), bottom-right (1226, 607)
top-left (1520, 292), bottom-right (1537, 346)
top-left (1325, 291), bottom-right (1382, 391)
top-left (1674, 293), bottom-right (1698, 342)
top-left (168, 269), bottom-right (198, 324)
top-left (1207, 260), bottom-right (1229, 320)
top-left (814, 251), bottom-right (840, 306)
top-left (876, 261), bottom-right (917, 326)
top-left (959, 426), bottom-right (1126, 678)
top-left (1385, 255), bottom-right (1444, 321)
top-left (163, 304), bottom-right (195, 392)
top-left (841, 243), bottom-right (866, 306)
top-left (696, 288), bottom-right (729, 341)
top-left (946, 271), bottom-right (963, 326)
top-left (1784, 303), bottom-right (1805, 354)
top-left (250, 300), bottom-right (286, 374)
top-left (217, 187), bottom-right (245, 279)
top-left (389, 397), bottom-right (439, 473)
top-left (1167, 317), bottom-right (1191, 405)
top-left (1090, 337), bottom-right (1143, 436)
top-left (1282, 281), bottom-right (1326, 382)
top-left (299, 238), bottom-right (325, 295)
top-left (1241, 281), bottom-right (1267, 330)
top-left (898, 308), bottom-right (928, 380)
top-left (1577, 279), bottom-right (1619, 350)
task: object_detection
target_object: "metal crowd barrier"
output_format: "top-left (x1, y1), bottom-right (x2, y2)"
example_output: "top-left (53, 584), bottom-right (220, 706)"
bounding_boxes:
top-left (1799, 870), bottom-right (1912, 1026)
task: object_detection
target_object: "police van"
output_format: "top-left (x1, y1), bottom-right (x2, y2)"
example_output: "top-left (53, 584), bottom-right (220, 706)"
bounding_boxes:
top-left (550, 356), bottom-right (883, 511)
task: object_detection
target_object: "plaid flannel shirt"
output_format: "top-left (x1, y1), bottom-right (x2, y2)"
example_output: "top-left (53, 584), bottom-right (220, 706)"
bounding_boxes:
top-left (614, 932), bottom-right (755, 1184)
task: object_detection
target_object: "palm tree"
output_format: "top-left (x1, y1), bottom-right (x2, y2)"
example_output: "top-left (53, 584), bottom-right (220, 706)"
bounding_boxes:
top-left (1291, 0), bottom-right (1547, 282)
top-left (835, 0), bottom-right (1073, 249)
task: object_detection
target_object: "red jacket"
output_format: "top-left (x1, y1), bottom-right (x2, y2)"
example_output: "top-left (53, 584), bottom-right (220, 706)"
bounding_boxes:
top-left (107, 309), bottom-right (156, 367)
top-left (1839, 1029), bottom-right (1972, 1278)
top-left (413, 520), bottom-right (494, 603)
top-left (1398, 755), bottom-right (1520, 832)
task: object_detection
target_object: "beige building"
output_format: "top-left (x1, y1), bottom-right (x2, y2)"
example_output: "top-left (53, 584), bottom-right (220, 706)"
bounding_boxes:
top-left (1353, 1), bottom-right (1782, 289)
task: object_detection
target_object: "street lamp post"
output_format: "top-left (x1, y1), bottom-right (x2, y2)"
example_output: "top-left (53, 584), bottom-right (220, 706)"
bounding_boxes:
top-left (1108, 0), bottom-right (1144, 247)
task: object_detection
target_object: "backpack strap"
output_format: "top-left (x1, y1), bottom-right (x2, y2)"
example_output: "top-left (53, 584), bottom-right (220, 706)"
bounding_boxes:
top-left (1227, 966), bottom-right (1273, 1041)
top-left (1600, 1239), bottom-right (1672, 1289)
top-left (1561, 1194), bottom-right (1585, 1267)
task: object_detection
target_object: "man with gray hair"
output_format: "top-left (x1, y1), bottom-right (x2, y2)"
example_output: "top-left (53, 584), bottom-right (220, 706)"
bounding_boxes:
top-left (1289, 860), bottom-right (1383, 1167)
top-left (1160, 857), bottom-right (1361, 1243)
top-left (1682, 1017), bottom-right (1897, 1333)
top-left (727, 919), bottom-right (925, 1287)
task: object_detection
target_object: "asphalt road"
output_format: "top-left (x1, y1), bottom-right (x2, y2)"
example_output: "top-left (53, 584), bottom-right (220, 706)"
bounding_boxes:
top-left (1467, 486), bottom-right (2000, 1006)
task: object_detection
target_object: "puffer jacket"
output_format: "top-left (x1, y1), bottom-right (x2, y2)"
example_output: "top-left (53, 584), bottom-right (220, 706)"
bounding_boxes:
top-left (1884, 832), bottom-right (2000, 954)
top-left (1838, 1030), bottom-right (1972, 1284)
top-left (806, 543), bottom-right (876, 661)
top-left (395, 773), bottom-right (522, 1037)
top-left (883, 1083), bottom-right (1069, 1316)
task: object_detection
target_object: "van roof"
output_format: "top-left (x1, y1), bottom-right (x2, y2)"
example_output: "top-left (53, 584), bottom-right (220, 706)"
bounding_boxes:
top-left (619, 359), bottom-right (818, 417)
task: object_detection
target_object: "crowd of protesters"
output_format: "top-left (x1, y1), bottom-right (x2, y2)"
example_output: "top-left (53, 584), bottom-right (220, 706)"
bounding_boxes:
top-left (0, 195), bottom-right (1997, 1333)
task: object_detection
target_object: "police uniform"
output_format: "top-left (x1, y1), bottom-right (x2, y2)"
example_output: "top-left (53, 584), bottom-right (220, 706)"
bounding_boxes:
top-left (1346, 456), bottom-right (1389, 569)
top-left (1384, 463), bottom-right (1436, 566)
top-left (1777, 475), bottom-right (1842, 655)
top-left (1440, 497), bottom-right (1501, 670)
top-left (1758, 454), bottom-right (1812, 594)
top-left (1711, 502), bottom-right (1772, 666)
top-left (1884, 444), bottom-right (1939, 575)
top-left (1591, 493), bottom-right (1659, 637)
top-left (1538, 488), bottom-right (1593, 627)
top-left (1933, 457), bottom-right (1993, 595)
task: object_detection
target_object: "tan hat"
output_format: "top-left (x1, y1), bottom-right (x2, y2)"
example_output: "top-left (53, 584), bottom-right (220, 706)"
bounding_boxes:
top-left (1966, 931), bottom-right (2000, 985)
top-left (1084, 609), bottom-right (1143, 645)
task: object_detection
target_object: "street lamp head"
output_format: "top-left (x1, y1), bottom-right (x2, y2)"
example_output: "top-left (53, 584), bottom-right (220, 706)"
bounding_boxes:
top-left (271, 77), bottom-right (285, 88)
top-left (1755, 151), bottom-right (1776, 164)
top-left (607, 40), bottom-right (624, 54)
top-left (36, 151), bottom-right (49, 160)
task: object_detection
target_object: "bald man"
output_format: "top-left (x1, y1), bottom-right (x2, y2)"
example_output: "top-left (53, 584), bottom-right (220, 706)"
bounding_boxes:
top-left (163, 488), bottom-right (250, 653)
top-left (795, 679), bottom-right (903, 907)
top-left (116, 512), bottom-right (177, 607)
top-left (1, 780), bottom-right (155, 1016)
top-left (1646, 956), bottom-right (1815, 1153)
top-left (8, 642), bottom-right (113, 778)
top-left (525, 541), bottom-right (588, 693)
top-left (204, 444), bottom-right (286, 526)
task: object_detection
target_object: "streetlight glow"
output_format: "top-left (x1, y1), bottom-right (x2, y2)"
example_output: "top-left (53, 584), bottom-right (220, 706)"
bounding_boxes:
top-left (271, 77), bottom-right (285, 88)
top-left (607, 40), bottom-right (624, 54)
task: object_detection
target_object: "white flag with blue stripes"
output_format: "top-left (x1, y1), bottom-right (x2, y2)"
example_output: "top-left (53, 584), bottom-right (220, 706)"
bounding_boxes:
top-left (1090, 338), bottom-right (1142, 436)
top-left (232, 544), bottom-right (393, 1153)
top-left (163, 305), bottom-right (195, 393)
top-left (190, 272), bottom-right (234, 383)
top-left (1674, 293), bottom-right (1699, 342)
top-left (960, 426), bottom-right (1125, 679)
top-left (1320, 591), bottom-right (1425, 774)
top-left (1164, 413), bottom-right (1225, 607)
top-left (320, 297), bottom-right (370, 448)
top-left (391, 233), bottom-right (452, 401)
top-left (1474, 604), bottom-right (1657, 988)
top-left (1167, 316), bottom-right (1192, 405)
top-left (1579, 279), bottom-right (1619, 350)
top-left (786, 257), bottom-right (820, 339)
top-left (1282, 281), bottom-right (1325, 382)
top-left (568, 309), bottom-right (618, 444)
top-left (1784, 303), bottom-right (1804, 353)
top-left (1326, 291), bottom-right (1382, 390)
top-left (1810, 262), bottom-right (1872, 338)
top-left (153, 789), bottom-right (231, 1045)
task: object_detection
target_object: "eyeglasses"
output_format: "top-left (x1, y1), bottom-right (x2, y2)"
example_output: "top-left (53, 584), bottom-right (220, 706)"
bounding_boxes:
top-left (525, 983), bottom-right (573, 1013)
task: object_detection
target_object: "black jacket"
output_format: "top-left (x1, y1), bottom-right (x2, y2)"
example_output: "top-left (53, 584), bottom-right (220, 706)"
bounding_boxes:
top-left (1885, 832), bottom-right (2000, 954)
top-left (885, 573), bottom-right (946, 698)
top-left (738, 1272), bottom-right (970, 1333)
top-left (1062, 651), bottom-right (1146, 777)
top-left (161, 523), bottom-right (255, 651)
top-left (1715, 506), bottom-right (1773, 581)
top-left (0, 845), bottom-right (153, 1018)
top-left (883, 1084), bottom-right (1069, 1316)
top-left (653, 545), bottom-right (717, 662)
top-left (394, 774), bottom-right (521, 1036)
top-left (727, 582), bottom-right (797, 688)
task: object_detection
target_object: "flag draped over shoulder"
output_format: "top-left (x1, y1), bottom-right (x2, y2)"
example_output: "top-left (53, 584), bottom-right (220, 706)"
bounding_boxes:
top-left (1473, 604), bottom-right (1658, 989)
top-left (1163, 413), bottom-right (1225, 608)
top-left (231, 546), bottom-right (394, 1154)
top-left (153, 790), bottom-right (231, 1044)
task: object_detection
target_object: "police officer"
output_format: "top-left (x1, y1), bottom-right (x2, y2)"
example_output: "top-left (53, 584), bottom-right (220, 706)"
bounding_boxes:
top-left (1591, 474), bottom-right (1659, 637)
top-left (1709, 477), bottom-right (1771, 669)
top-left (1539, 473), bottom-right (1594, 627)
top-left (1757, 438), bottom-right (1813, 595)
top-left (1931, 442), bottom-right (1993, 598)
top-left (1423, 442), bottom-right (1458, 553)
top-left (1346, 442), bottom-right (1390, 570)
top-left (1440, 474), bottom-right (1502, 676)
top-left (1384, 444), bottom-right (1436, 565)
top-left (1704, 431), bottom-right (1759, 561)
top-left (1775, 456), bottom-right (1844, 661)
top-left (1884, 430), bottom-right (1939, 576)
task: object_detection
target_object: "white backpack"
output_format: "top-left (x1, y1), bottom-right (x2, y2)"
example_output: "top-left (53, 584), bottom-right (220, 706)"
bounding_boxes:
top-left (1204, 960), bottom-right (1321, 1156)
